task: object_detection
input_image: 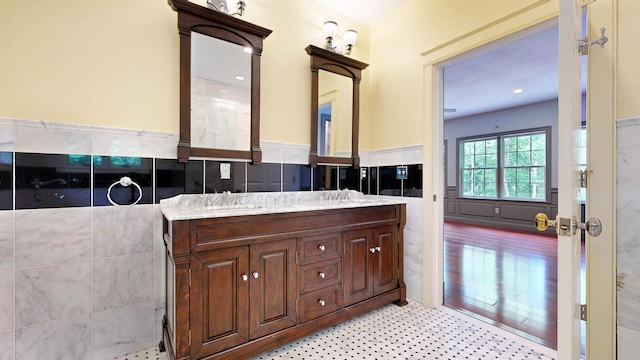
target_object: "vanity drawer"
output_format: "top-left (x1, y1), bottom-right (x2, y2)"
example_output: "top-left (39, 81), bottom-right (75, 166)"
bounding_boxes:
top-left (299, 257), bottom-right (342, 294)
top-left (298, 284), bottom-right (343, 323)
top-left (299, 233), bottom-right (340, 264)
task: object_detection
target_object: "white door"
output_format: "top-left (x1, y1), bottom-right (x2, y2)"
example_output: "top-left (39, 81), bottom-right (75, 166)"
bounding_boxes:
top-left (554, 1), bottom-right (615, 357)
top-left (553, 0), bottom-right (613, 357)
top-left (554, 0), bottom-right (584, 357)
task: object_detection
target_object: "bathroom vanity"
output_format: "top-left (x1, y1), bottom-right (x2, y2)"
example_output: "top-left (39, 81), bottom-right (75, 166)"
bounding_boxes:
top-left (160, 191), bottom-right (407, 360)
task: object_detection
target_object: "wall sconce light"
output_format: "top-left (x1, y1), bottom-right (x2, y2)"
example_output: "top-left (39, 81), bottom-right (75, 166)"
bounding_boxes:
top-left (322, 21), bottom-right (358, 55)
top-left (207, 0), bottom-right (248, 16)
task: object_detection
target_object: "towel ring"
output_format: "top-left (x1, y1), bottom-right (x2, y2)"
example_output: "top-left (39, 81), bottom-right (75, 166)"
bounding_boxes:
top-left (106, 176), bottom-right (142, 206)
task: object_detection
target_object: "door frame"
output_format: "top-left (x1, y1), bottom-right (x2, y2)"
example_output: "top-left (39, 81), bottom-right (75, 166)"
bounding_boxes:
top-left (421, 1), bottom-right (616, 358)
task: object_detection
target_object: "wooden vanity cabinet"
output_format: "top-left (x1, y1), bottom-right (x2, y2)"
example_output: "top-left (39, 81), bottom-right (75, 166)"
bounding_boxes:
top-left (162, 204), bottom-right (406, 360)
top-left (343, 225), bottom-right (399, 307)
top-left (188, 239), bottom-right (297, 358)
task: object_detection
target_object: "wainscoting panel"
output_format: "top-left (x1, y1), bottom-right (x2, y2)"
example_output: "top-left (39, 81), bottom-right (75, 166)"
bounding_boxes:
top-left (500, 203), bottom-right (548, 222)
top-left (458, 201), bottom-right (495, 218)
top-left (445, 186), bottom-right (558, 233)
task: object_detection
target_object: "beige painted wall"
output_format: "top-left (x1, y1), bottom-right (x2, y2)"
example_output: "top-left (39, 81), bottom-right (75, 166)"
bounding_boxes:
top-left (0, 0), bottom-right (369, 149)
top-left (367, 0), bottom-right (560, 151)
top-left (617, 0), bottom-right (640, 118)
top-left (0, 0), bottom-right (178, 132)
top-left (2, 0), bottom-right (637, 153)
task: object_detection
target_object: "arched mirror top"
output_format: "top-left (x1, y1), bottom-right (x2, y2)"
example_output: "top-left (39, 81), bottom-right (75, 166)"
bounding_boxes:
top-left (305, 45), bottom-right (368, 168)
top-left (169, 0), bottom-right (272, 163)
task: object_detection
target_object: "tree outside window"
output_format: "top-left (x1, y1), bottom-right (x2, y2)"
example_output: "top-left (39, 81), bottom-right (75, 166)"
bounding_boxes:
top-left (461, 138), bottom-right (497, 198)
top-left (502, 132), bottom-right (546, 200)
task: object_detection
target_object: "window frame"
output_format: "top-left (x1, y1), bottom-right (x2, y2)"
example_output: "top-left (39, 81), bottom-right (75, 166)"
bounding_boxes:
top-left (458, 136), bottom-right (499, 199)
top-left (457, 126), bottom-right (552, 202)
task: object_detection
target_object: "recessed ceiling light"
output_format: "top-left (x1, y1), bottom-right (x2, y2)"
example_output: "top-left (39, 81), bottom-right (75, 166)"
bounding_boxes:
top-left (235, 76), bottom-right (245, 81)
top-left (513, 88), bottom-right (524, 94)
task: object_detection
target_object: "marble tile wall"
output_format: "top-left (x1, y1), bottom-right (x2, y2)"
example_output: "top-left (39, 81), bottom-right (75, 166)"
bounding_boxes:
top-left (401, 197), bottom-right (423, 303)
top-left (616, 117), bottom-right (640, 359)
top-left (0, 119), bottom-right (174, 360)
top-left (0, 117), bottom-right (425, 359)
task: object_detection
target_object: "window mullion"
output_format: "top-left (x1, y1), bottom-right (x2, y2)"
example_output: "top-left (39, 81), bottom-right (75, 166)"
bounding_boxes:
top-left (497, 135), bottom-right (502, 199)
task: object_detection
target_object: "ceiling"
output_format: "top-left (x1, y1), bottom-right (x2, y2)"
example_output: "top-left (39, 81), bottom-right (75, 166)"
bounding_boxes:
top-left (442, 24), bottom-right (563, 120)
top-left (317, 1), bottom-right (575, 121)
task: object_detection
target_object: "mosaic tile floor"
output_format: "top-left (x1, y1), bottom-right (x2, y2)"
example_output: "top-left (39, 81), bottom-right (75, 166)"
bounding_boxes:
top-left (116, 300), bottom-right (557, 360)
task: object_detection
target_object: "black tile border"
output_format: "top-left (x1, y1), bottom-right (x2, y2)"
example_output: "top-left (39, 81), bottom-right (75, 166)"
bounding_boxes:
top-left (3, 152), bottom-right (423, 210)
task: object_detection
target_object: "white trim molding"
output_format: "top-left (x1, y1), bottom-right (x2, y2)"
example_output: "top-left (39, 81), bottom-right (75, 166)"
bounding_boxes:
top-left (616, 116), bottom-right (640, 128)
top-left (360, 145), bottom-right (423, 167)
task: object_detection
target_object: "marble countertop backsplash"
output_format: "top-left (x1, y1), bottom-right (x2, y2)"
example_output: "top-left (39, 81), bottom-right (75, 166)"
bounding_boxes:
top-left (160, 190), bottom-right (405, 221)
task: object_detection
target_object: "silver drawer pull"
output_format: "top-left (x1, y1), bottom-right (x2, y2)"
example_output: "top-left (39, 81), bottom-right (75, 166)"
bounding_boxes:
top-left (318, 245), bottom-right (325, 251)
top-left (318, 299), bottom-right (326, 306)
top-left (370, 247), bottom-right (376, 253)
top-left (241, 274), bottom-right (248, 282)
top-left (318, 272), bottom-right (326, 279)
top-left (252, 272), bottom-right (259, 279)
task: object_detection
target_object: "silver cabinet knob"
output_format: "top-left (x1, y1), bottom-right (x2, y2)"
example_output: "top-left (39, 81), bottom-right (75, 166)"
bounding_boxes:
top-left (318, 245), bottom-right (325, 251)
top-left (318, 299), bottom-right (326, 306)
top-left (375, 246), bottom-right (381, 252)
top-left (318, 272), bottom-right (326, 279)
top-left (370, 247), bottom-right (376, 253)
top-left (252, 272), bottom-right (259, 279)
top-left (241, 274), bottom-right (248, 282)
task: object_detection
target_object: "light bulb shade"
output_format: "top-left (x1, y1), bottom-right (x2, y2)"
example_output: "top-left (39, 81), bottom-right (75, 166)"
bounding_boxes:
top-left (322, 21), bottom-right (338, 39)
top-left (343, 29), bottom-right (358, 46)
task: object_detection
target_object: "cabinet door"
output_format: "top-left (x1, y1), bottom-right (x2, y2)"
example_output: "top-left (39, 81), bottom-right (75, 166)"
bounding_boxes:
top-left (249, 238), bottom-right (297, 339)
top-left (190, 246), bottom-right (249, 358)
top-left (343, 228), bottom-right (374, 306)
top-left (373, 225), bottom-right (399, 295)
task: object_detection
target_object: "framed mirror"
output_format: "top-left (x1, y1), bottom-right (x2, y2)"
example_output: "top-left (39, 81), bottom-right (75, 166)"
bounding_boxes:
top-left (169, 0), bottom-right (272, 163)
top-left (306, 45), bottom-right (368, 168)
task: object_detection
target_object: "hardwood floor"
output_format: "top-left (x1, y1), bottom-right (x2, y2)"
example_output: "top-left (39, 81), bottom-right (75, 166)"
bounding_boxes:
top-left (444, 221), bottom-right (562, 349)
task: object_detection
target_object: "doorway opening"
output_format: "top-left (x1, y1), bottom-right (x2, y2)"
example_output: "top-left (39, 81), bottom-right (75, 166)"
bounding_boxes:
top-left (439, 19), bottom-right (587, 351)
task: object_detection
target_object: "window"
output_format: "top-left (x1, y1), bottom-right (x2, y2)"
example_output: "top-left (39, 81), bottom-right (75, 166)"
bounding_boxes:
top-left (459, 128), bottom-right (549, 201)
top-left (502, 132), bottom-right (546, 200)
top-left (461, 138), bottom-right (498, 197)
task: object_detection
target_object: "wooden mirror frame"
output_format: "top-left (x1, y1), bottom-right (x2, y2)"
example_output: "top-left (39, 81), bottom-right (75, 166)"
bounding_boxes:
top-left (169, 0), bottom-right (272, 163)
top-left (306, 45), bottom-right (369, 168)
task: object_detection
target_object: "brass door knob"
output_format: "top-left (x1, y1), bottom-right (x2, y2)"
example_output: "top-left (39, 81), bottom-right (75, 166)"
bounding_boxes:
top-left (534, 213), bottom-right (557, 232)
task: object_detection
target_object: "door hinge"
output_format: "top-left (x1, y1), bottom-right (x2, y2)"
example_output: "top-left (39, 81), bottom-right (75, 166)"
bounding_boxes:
top-left (188, 329), bottom-right (192, 346)
top-left (433, 194), bottom-right (437, 202)
top-left (296, 251), bottom-right (299, 265)
top-left (579, 169), bottom-right (589, 188)
top-left (580, 304), bottom-right (587, 321)
top-left (188, 268), bottom-right (192, 286)
top-left (296, 298), bottom-right (299, 315)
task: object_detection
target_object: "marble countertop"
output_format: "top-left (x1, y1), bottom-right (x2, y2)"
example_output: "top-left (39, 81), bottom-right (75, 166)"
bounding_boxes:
top-left (160, 190), bottom-right (405, 221)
